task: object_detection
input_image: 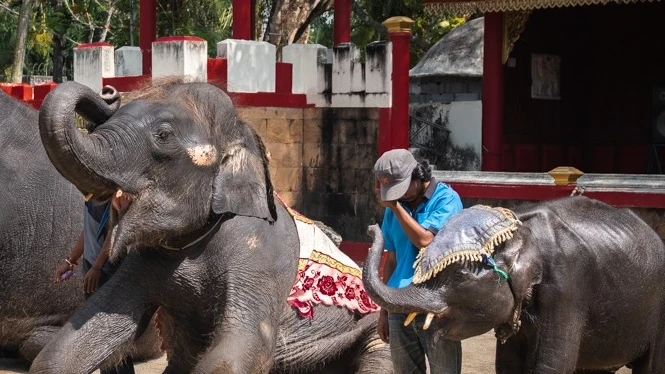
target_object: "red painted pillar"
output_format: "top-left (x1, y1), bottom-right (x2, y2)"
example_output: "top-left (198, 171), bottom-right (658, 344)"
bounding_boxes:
top-left (333, 0), bottom-right (351, 45)
top-left (378, 108), bottom-right (392, 156)
top-left (384, 17), bottom-right (414, 151)
top-left (482, 12), bottom-right (505, 171)
top-left (139, 0), bottom-right (156, 75)
top-left (233, 0), bottom-right (255, 40)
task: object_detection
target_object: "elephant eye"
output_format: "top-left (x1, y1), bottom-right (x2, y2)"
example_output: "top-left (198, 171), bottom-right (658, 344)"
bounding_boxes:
top-left (154, 124), bottom-right (174, 142)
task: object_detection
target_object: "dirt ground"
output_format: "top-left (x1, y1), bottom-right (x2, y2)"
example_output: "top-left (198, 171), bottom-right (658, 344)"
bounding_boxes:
top-left (0, 331), bottom-right (632, 373)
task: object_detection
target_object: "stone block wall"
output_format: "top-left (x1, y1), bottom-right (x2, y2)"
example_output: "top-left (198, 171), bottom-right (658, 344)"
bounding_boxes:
top-left (237, 106), bottom-right (382, 242)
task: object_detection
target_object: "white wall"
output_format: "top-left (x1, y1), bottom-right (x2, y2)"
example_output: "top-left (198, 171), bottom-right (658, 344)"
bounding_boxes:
top-left (410, 101), bottom-right (482, 171)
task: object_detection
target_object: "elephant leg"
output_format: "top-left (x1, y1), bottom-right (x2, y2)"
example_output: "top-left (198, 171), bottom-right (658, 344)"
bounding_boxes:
top-left (30, 261), bottom-right (157, 374)
top-left (630, 341), bottom-right (665, 374)
top-left (158, 311), bottom-right (207, 373)
top-left (193, 323), bottom-right (277, 374)
top-left (495, 336), bottom-right (526, 374)
top-left (19, 325), bottom-right (60, 363)
top-left (193, 303), bottom-right (280, 374)
top-left (526, 311), bottom-right (584, 373)
top-left (349, 338), bottom-right (391, 374)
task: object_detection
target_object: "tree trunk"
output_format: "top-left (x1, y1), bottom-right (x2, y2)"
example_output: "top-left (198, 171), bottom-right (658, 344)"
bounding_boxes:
top-left (50, 0), bottom-right (69, 82)
top-left (97, 0), bottom-right (117, 42)
top-left (10, 0), bottom-right (36, 83)
top-left (263, 0), bottom-right (333, 59)
top-left (51, 33), bottom-right (64, 83)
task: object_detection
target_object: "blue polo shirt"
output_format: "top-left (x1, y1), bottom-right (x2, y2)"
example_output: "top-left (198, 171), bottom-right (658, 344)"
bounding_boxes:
top-left (381, 179), bottom-right (463, 288)
top-left (82, 199), bottom-right (113, 274)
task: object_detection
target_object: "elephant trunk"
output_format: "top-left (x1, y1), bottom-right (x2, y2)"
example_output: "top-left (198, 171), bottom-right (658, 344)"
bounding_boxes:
top-left (362, 225), bottom-right (448, 314)
top-left (39, 82), bottom-right (120, 198)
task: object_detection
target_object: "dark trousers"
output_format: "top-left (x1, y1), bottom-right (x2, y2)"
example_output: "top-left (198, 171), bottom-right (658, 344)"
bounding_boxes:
top-left (82, 260), bottom-right (136, 374)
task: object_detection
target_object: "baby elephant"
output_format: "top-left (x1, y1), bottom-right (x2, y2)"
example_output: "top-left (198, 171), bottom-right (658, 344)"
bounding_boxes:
top-left (363, 196), bottom-right (665, 373)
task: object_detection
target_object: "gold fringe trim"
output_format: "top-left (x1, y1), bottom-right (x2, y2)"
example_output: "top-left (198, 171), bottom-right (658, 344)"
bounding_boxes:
top-left (298, 250), bottom-right (362, 278)
top-left (290, 209), bottom-right (315, 224)
top-left (412, 206), bottom-right (521, 284)
top-left (425, 0), bottom-right (659, 15)
top-left (413, 250), bottom-right (486, 284)
top-left (503, 10), bottom-right (532, 64)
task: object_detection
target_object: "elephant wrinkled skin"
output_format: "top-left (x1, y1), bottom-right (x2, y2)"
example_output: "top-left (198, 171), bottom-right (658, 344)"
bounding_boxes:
top-left (0, 90), bottom-right (161, 366)
top-left (363, 196), bottom-right (665, 373)
top-left (30, 80), bottom-right (391, 374)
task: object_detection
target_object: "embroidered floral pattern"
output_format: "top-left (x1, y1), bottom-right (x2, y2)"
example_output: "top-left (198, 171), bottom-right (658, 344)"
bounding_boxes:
top-left (288, 252), bottom-right (380, 319)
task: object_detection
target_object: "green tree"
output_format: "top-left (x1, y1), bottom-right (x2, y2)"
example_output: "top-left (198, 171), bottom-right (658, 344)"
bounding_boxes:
top-left (260, 0), bottom-right (334, 58)
top-left (10, 0), bottom-right (36, 82)
top-left (156, 0), bottom-right (232, 56)
top-left (0, 3), bottom-right (19, 79)
top-left (308, 0), bottom-right (469, 67)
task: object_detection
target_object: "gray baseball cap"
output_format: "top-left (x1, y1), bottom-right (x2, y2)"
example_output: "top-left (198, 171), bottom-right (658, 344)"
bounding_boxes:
top-left (374, 149), bottom-right (418, 201)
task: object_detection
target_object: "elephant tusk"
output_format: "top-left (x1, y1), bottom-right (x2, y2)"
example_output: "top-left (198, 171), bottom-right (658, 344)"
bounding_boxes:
top-left (84, 193), bottom-right (93, 202)
top-left (404, 312), bottom-right (418, 327)
top-left (116, 189), bottom-right (123, 198)
top-left (423, 313), bottom-right (435, 330)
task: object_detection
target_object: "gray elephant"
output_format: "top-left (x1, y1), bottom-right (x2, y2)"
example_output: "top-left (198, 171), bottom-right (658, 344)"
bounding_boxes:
top-left (0, 90), bottom-right (161, 365)
top-left (30, 80), bottom-right (391, 373)
top-left (363, 196), bottom-right (665, 373)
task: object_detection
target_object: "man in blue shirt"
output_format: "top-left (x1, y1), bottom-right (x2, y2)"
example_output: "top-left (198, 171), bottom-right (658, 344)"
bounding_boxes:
top-left (374, 149), bottom-right (463, 374)
top-left (54, 195), bottom-right (135, 374)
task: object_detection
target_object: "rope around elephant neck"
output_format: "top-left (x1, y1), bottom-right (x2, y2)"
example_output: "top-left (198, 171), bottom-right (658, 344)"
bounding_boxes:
top-left (160, 214), bottom-right (225, 251)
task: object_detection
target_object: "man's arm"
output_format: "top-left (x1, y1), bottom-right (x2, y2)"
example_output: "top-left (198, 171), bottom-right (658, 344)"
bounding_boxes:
top-left (54, 232), bottom-right (84, 282)
top-left (382, 251), bottom-right (397, 284)
top-left (389, 203), bottom-right (434, 249)
top-left (92, 233), bottom-right (112, 271)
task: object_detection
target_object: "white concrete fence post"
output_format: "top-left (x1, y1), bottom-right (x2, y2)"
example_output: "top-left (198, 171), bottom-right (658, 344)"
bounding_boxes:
top-left (364, 40), bottom-right (392, 108)
top-left (73, 42), bottom-right (115, 93)
top-left (152, 36), bottom-right (208, 82)
top-left (114, 46), bottom-right (143, 77)
top-left (217, 39), bottom-right (276, 93)
top-left (282, 44), bottom-right (328, 95)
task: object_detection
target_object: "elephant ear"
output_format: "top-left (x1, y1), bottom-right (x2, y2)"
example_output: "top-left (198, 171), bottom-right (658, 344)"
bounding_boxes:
top-left (495, 226), bottom-right (543, 297)
top-left (212, 133), bottom-right (277, 222)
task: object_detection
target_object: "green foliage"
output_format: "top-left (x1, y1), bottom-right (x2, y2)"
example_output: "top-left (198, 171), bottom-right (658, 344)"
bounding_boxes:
top-left (156, 0), bottom-right (232, 56)
top-left (308, 10), bottom-right (333, 46)
top-left (0, 0), bottom-right (235, 82)
top-left (1, 0), bottom-right (465, 82)
top-left (309, 0), bottom-right (469, 67)
top-left (0, 9), bottom-right (18, 79)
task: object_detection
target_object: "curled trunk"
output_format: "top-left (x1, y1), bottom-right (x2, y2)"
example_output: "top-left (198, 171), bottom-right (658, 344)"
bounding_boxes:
top-left (38, 82), bottom-right (120, 198)
top-left (362, 224), bottom-right (447, 314)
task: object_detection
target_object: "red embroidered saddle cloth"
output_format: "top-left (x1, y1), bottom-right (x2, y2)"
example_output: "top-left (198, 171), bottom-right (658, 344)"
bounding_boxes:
top-left (281, 204), bottom-right (379, 319)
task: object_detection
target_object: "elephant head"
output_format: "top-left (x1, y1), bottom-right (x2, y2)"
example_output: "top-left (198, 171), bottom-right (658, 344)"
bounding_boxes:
top-left (362, 205), bottom-right (543, 341)
top-left (39, 80), bottom-right (276, 259)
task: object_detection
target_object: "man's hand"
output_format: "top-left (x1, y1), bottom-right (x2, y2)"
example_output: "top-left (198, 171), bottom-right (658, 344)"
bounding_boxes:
top-left (375, 187), bottom-right (398, 209)
top-left (112, 194), bottom-right (130, 216)
top-left (378, 309), bottom-right (390, 343)
top-left (54, 261), bottom-right (72, 283)
top-left (84, 267), bottom-right (103, 294)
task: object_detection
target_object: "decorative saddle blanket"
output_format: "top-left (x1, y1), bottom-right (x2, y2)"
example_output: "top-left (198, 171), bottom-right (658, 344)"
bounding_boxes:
top-left (412, 204), bottom-right (522, 284)
top-left (283, 206), bottom-right (379, 319)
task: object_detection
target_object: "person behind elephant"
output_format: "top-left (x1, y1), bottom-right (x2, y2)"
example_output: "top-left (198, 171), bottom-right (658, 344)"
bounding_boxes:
top-left (373, 149), bottom-right (463, 374)
top-left (54, 193), bottom-right (134, 374)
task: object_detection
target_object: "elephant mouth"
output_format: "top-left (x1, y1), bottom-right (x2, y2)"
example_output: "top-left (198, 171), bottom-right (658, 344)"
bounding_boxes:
top-left (404, 310), bottom-right (449, 331)
top-left (106, 188), bottom-right (138, 261)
